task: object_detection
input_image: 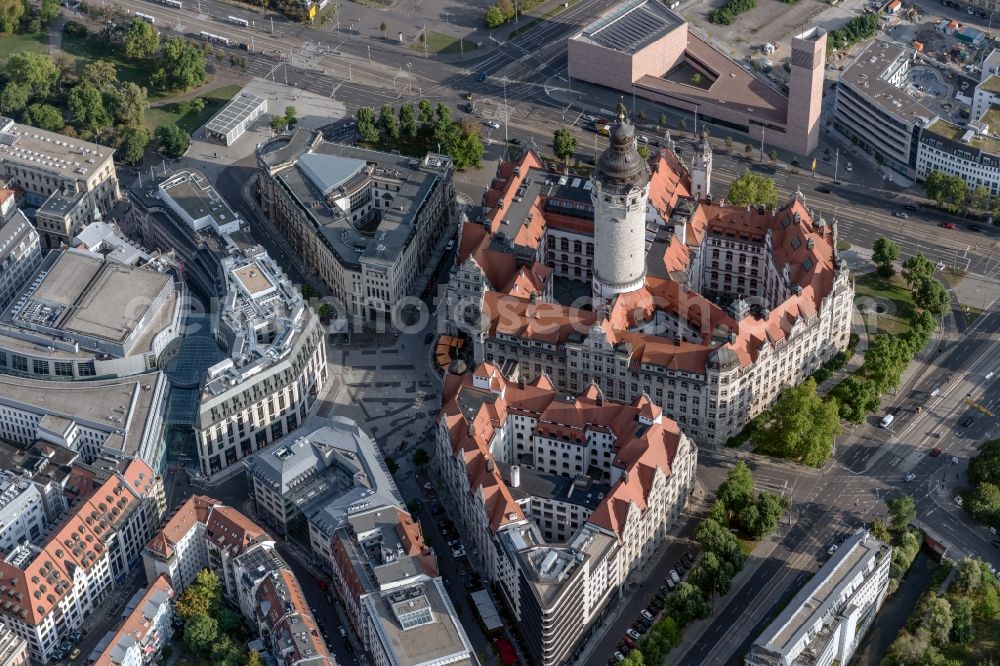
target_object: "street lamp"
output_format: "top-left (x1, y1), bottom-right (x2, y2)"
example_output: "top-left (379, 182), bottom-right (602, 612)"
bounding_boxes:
top-left (406, 62), bottom-right (413, 92)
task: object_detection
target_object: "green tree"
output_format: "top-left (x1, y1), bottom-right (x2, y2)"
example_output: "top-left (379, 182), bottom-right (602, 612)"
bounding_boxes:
top-left (418, 99), bottom-right (434, 129)
top-left (620, 649), bottom-right (645, 666)
top-left (637, 145), bottom-right (650, 160)
top-left (901, 253), bottom-right (935, 288)
top-left (444, 120), bottom-right (484, 169)
top-left (967, 482), bottom-right (1000, 524)
top-left (183, 613), bottom-right (219, 653)
top-left (398, 102), bottom-right (417, 140)
top-left (751, 377), bottom-right (841, 466)
top-left (23, 103), bottom-right (63, 131)
top-left (0, 0), bottom-right (26, 33)
top-left (484, 4), bottom-right (506, 27)
top-left (0, 83), bottom-right (30, 115)
top-left (950, 596), bottom-right (975, 643)
top-left (553, 128), bottom-right (577, 166)
top-left (977, 580), bottom-right (1000, 619)
top-left (869, 518), bottom-right (891, 543)
top-left (283, 106), bottom-right (297, 125)
top-left (117, 126), bottom-right (149, 164)
top-left (726, 169), bottom-right (778, 208)
top-left (152, 38), bottom-right (207, 92)
top-left (971, 184), bottom-right (991, 211)
top-left (216, 606), bottom-right (241, 635)
top-left (68, 82), bottom-right (111, 132)
top-left (665, 582), bottom-right (711, 624)
top-left (919, 595), bottom-right (953, 646)
top-left (767, 149), bottom-right (777, 163)
top-left (716, 461), bottom-right (754, 521)
top-left (112, 82), bottom-right (148, 127)
top-left (872, 237), bottom-right (901, 277)
top-left (82, 60), bottom-right (118, 94)
top-left (695, 518), bottom-right (744, 570)
top-left (688, 550), bottom-right (733, 596)
top-left (887, 496), bottom-right (916, 535)
top-left (379, 20), bottom-right (387, 35)
top-left (912, 276), bottom-right (949, 316)
top-left (7, 52), bottom-right (59, 100)
top-left (744, 143), bottom-right (753, 158)
top-left (154, 124), bottom-right (190, 158)
top-left (745, 493), bottom-right (785, 539)
top-left (122, 17), bottom-right (161, 58)
top-left (40, 0), bottom-right (60, 24)
top-left (385, 456), bottom-right (399, 474)
top-left (412, 447), bottom-right (429, 465)
top-left (862, 334), bottom-right (911, 394)
top-left (969, 439), bottom-right (1000, 486)
top-left (248, 652), bottom-right (266, 666)
top-left (378, 104), bottom-right (399, 142)
top-left (355, 107), bottom-right (379, 143)
top-left (885, 629), bottom-right (932, 664)
top-left (659, 113), bottom-right (668, 127)
top-left (924, 170), bottom-right (947, 204)
top-left (944, 174), bottom-right (968, 210)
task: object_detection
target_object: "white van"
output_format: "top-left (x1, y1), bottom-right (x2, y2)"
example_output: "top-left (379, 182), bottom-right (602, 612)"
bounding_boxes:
top-left (879, 414), bottom-right (895, 428)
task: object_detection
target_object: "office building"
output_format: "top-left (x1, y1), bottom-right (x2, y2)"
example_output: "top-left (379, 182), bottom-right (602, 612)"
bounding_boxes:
top-left (435, 365), bottom-right (697, 666)
top-left (567, 0), bottom-right (826, 155)
top-left (447, 119), bottom-right (853, 447)
top-left (0, 249), bottom-right (182, 381)
top-left (0, 469), bottom-right (48, 554)
top-left (194, 247), bottom-right (327, 478)
top-left (248, 417), bottom-right (476, 666)
top-left (257, 128), bottom-right (456, 323)
top-left (746, 530), bottom-right (891, 666)
top-left (0, 117), bottom-right (120, 249)
top-left (0, 440), bottom-right (78, 523)
top-left (91, 574), bottom-right (174, 666)
top-left (0, 460), bottom-right (163, 662)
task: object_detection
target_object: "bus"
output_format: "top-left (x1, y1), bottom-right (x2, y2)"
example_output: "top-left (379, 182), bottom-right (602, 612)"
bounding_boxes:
top-left (199, 31), bottom-right (232, 46)
top-left (134, 11), bottom-right (155, 22)
top-left (227, 15), bottom-right (249, 26)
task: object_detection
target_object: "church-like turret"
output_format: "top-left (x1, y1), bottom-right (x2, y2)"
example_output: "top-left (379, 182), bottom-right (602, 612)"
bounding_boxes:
top-left (591, 103), bottom-right (650, 303)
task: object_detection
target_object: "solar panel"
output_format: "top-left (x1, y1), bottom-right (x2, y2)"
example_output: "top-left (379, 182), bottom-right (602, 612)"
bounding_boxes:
top-left (588, 0), bottom-right (680, 53)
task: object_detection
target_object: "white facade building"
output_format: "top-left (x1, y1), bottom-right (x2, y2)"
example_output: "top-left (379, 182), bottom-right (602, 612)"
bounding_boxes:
top-left (0, 210), bottom-right (41, 312)
top-left (0, 470), bottom-right (47, 553)
top-left (746, 530), bottom-right (891, 666)
top-left (91, 575), bottom-right (174, 666)
top-left (435, 365), bottom-right (697, 666)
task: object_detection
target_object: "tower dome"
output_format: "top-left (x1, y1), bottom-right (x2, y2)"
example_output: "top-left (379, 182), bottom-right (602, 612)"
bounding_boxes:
top-left (594, 104), bottom-right (650, 194)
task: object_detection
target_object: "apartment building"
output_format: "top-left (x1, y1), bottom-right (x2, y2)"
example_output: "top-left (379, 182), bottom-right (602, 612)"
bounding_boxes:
top-left (435, 365), bottom-right (697, 666)
top-left (0, 469), bottom-right (48, 553)
top-left (247, 417), bottom-right (476, 666)
top-left (0, 441), bottom-right (78, 525)
top-left (256, 128), bottom-right (456, 323)
top-left (91, 574), bottom-right (174, 666)
top-left (141, 497), bottom-right (334, 666)
top-left (746, 530), bottom-right (891, 666)
top-left (0, 625), bottom-right (28, 666)
top-left (448, 138), bottom-right (853, 447)
top-left (0, 210), bottom-right (41, 312)
top-left (0, 117), bottom-right (120, 249)
top-left (0, 460), bottom-right (163, 662)
top-left (194, 247), bottom-right (327, 478)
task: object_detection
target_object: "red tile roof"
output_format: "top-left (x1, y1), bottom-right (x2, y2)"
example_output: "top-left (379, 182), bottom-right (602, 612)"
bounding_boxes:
top-left (92, 575), bottom-right (174, 666)
top-left (145, 495), bottom-right (217, 560)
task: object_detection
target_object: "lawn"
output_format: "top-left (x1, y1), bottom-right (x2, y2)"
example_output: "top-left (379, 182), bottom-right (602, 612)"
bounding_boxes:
top-left (0, 32), bottom-right (49, 65)
top-left (853, 272), bottom-right (916, 335)
top-left (411, 31), bottom-right (479, 55)
top-left (145, 85), bottom-right (242, 133)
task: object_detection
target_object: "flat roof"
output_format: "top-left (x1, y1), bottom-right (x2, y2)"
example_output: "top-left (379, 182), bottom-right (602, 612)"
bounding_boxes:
top-left (160, 171), bottom-right (240, 228)
top-left (840, 40), bottom-right (936, 125)
top-left (260, 129), bottom-right (451, 270)
top-left (365, 580), bottom-right (474, 666)
top-left (0, 117), bottom-right (113, 181)
top-left (578, 0), bottom-right (683, 54)
top-left (753, 531), bottom-right (889, 659)
top-left (204, 93), bottom-right (267, 137)
top-left (20, 251), bottom-right (170, 344)
top-left (233, 262), bottom-right (275, 296)
top-left (982, 75), bottom-right (1000, 93)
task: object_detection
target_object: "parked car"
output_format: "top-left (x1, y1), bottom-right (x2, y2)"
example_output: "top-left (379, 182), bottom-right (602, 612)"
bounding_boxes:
top-left (614, 651), bottom-right (626, 663)
top-left (622, 635), bottom-right (636, 649)
top-left (636, 618), bottom-right (652, 630)
top-left (452, 547), bottom-right (466, 558)
top-left (828, 544), bottom-right (838, 555)
top-left (669, 569), bottom-right (681, 584)
top-left (626, 628), bottom-right (642, 640)
top-left (665, 579), bottom-right (676, 591)
top-left (640, 609), bottom-right (655, 621)
top-left (845, 162), bottom-right (853, 172)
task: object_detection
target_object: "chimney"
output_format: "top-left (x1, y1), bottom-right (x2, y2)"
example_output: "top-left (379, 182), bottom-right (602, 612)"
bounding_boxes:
top-left (511, 465), bottom-right (521, 488)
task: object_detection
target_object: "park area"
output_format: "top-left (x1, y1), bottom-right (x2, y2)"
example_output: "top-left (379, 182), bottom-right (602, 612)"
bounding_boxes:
top-left (854, 272), bottom-right (918, 336)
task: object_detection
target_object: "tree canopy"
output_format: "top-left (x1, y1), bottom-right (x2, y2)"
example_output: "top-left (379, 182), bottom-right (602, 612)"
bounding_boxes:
top-left (7, 52), bottom-right (59, 99)
top-left (68, 82), bottom-right (111, 132)
top-left (154, 124), bottom-right (190, 158)
top-left (872, 237), bottom-right (901, 277)
top-left (751, 377), bottom-right (841, 466)
top-left (726, 170), bottom-right (778, 208)
top-left (152, 38), bottom-right (207, 92)
top-left (122, 17), bottom-right (160, 59)
top-left (553, 128), bottom-right (577, 166)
